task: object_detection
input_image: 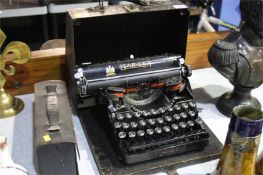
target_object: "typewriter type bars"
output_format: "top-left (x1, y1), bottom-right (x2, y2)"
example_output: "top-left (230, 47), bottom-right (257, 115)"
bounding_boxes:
top-left (75, 54), bottom-right (210, 164)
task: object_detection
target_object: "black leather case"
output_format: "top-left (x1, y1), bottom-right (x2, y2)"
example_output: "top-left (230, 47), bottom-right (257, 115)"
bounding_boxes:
top-left (34, 80), bottom-right (78, 175)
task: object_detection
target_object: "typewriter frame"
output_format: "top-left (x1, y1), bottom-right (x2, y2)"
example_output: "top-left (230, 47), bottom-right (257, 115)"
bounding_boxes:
top-left (65, 1), bottom-right (222, 174)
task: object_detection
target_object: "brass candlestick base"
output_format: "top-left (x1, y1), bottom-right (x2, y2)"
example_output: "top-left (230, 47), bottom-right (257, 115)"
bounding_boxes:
top-left (0, 29), bottom-right (30, 118)
top-left (0, 88), bottom-right (24, 119)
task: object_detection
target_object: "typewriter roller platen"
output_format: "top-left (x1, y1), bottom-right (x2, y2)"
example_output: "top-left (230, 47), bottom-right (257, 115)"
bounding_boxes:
top-left (66, 1), bottom-right (222, 173)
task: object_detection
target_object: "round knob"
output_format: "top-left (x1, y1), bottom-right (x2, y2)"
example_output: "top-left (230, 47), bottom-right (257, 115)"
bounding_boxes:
top-left (128, 131), bottom-right (136, 138)
top-left (171, 124), bottom-right (179, 130)
top-left (118, 132), bottom-right (126, 139)
top-left (122, 122), bottom-right (130, 129)
top-left (147, 129), bottom-right (154, 135)
top-left (156, 117), bottom-right (164, 124)
top-left (148, 119), bottom-right (156, 125)
top-left (114, 122), bottom-right (122, 129)
top-left (173, 114), bottom-right (180, 120)
top-left (117, 114), bottom-right (124, 120)
top-left (180, 112), bottom-right (188, 119)
top-left (137, 130), bottom-right (145, 137)
top-left (139, 120), bottom-right (147, 127)
top-left (163, 126), bottom-right (171, 132)
top-left (125, 113), bottom-right (132, 119)
top-left (131, 122), bottom-right (138, 128)
top-left (155, 127), bottom-right (162, 134)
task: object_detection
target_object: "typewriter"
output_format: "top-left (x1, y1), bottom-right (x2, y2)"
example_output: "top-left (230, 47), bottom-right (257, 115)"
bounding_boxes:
top-left (66, 1), bottom-right (215, 166)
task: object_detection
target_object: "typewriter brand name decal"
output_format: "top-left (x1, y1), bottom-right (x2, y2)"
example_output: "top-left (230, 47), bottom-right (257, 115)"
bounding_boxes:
top-left (120, 61), bottom-right (152, 71)
top-left (106, 65), bottom-right (116, 77)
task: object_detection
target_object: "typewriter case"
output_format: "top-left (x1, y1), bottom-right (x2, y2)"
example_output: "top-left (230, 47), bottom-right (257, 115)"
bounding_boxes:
top-left (66, 1), bottom-right (222, 174)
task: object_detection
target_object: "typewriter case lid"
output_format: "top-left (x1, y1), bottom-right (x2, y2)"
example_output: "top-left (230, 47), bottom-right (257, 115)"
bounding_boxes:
top-left (66, 0), bottom-right (189, 66)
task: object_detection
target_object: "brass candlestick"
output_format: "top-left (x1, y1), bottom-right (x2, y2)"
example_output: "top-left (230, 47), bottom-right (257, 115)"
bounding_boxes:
top-left (0, 29), bottom-right (31, 118)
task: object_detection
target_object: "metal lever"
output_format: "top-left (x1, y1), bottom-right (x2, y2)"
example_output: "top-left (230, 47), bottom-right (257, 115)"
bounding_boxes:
top-left (46, 85), bottom-right (60, 131)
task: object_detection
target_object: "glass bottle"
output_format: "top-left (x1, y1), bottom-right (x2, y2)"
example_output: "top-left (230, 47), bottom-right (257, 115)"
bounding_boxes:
top-left (0, 136), bottom-right (29, 175)
top-left (256, 151), bottom-right (263, 174)
top-left (214, 105), bottom-right (263, 175)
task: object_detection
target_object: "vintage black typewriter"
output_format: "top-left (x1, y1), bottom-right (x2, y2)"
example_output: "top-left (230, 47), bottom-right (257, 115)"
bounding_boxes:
top-left (66, 1), bottom-right (222, 174)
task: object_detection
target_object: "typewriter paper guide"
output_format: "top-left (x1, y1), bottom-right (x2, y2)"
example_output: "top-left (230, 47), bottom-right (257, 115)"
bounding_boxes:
top-left (66, 1), bottom-right (189, 65)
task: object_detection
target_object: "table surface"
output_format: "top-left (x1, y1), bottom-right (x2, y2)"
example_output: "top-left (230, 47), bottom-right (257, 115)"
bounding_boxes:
top-left (1, 67), bottom-right (263, 175)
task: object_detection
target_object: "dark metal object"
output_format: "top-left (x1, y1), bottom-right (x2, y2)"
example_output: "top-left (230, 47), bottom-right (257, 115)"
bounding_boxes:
top-left (208, 0), bottom-right (263, 117)
top-left (65, 0), bottom-right (222, 172)
top-left (74, 54), bottom-right (184, 97)
top-left (34, 80), bottom-right (78, 175)
top-left (80, 107), bottom-right (222, 175)
top-left (65, 1), bottom-right (190, 110)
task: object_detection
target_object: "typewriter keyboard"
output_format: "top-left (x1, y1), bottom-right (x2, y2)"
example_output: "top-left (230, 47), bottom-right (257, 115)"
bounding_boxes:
top-left (108, 98), bottom-right (210, 163)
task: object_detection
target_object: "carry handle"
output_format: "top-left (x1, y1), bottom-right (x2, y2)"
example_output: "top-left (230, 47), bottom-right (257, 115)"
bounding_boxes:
top-left (46, 85), bottom-right (61, 131)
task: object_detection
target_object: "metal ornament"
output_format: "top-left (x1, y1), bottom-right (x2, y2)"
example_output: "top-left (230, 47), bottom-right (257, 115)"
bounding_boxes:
top-left (0, 29), bottom-right (31, 118)
top-left (208, 0), bottom-right (263, 117)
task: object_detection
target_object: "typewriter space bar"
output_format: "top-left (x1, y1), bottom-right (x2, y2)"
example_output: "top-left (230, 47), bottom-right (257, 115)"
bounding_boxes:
top-left (128, 131), bottom-right (208, 152)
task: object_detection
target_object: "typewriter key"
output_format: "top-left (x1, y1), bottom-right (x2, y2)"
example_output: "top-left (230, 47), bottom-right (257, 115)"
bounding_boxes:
top-left (195, 117), bottom-right (203, 125)
top-left (189, 101), bottom-right (196, 108)
top-left (187, 120), bottom-right (195, 127)
top-left (182, 103), bottom-right (189, 110)
top-left (163, 126), bottom-right (171, 132)
top-left (134, 111), bottom-right (141, 118)
top-left (131, 122), bottom-right (138, 128)
top-left (117, 114), bottom-right (124, 120)
top-left (188, 111), bottom-right (196, 117)
top-left (180, 112), bottom-right (188, 119)
top-left (148, 119), bottom-right (156, 125)
top-left (165, 115), bottom-right (172, 122)
top-left (173, 114), bottom-right (180, 120)
top-left (128, 131), bottom-right (136, 138)
top-left (150, 109), bottom-right (158, 115)
top-left (147, 129), bottom-right (154, 135)
top-left (155, 127), bottom-right (162, 134)
top-left (142, 111), bottom-right (150, 117)
top-left (119, 131), bottom-right (126, 139)
top-left (174, 104), bottom-right (181, 111)
top-left (125, 113), bottom-right (132, 119)
top-left (139, 120), bottom-right (147, 127)
top-left (158, 107), bottom-right (166, 114)
top-left (122, 122), bottom-right (130, 129)
top-left (137, 130), bottom-right (145, 137)
top-left (114, 122), bottom-right (122, 129)
top-left (179, 122), bottom-right (187, 129)
top-left (171, 124), bottom-right (179, 130)
top-left (156, 117), bottom-right (164, 124)
top-left (167, 105), bottom-right (173, 112)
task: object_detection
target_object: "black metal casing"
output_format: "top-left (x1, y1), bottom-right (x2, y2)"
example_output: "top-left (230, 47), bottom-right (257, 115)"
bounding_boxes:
top-left (65, 1), bottom-right (189, 111)
top-left (65, 1), bottom-right (222, 174)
